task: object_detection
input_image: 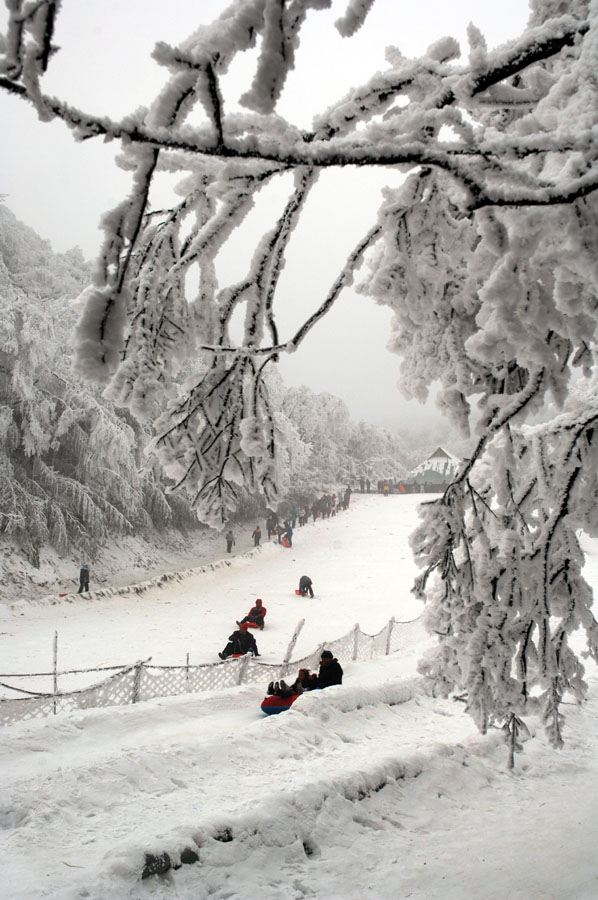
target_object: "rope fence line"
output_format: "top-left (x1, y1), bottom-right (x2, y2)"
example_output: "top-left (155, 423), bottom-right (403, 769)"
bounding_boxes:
top-left (0, 616), bottom-right (422, 727)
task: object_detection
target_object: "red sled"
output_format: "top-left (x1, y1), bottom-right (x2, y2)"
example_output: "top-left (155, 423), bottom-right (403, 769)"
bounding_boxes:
top-left (59, 592), bottom-right (68, 597)
top-left (282, 537), bottom-right (291, 548)
top-left (261, 693), bottom-right (300, 715)
top-left (295, 589), bottom-right (302, 595)
top-left (245, 621), bottom-right (262, 629)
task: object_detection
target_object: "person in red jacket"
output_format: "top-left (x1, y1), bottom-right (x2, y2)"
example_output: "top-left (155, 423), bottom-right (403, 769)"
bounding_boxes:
top-left (237, 598), bottom-right (267, 629)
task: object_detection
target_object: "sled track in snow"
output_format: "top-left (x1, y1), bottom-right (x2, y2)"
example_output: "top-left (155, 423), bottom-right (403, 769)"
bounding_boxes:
top-left (126, 678), bottom-right (498, 887)
top-left (105, 678), bottom-right (429, 882)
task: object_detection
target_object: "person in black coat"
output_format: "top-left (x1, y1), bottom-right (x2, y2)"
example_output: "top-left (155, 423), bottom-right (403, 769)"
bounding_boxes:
top-left (78, 564), bottom-right (90, 593)
top-left (298, 575), bottom-right (314, 597)
top-left (218, 626), bottom-right (259, 659)
top-left (317, 650), bottom-right (343, 687)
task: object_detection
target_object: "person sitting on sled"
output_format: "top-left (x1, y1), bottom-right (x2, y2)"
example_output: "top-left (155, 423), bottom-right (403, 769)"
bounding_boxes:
top-left (267, 667), bottom-right (318, 697)
top-left (237, 598), bottom-right (267, 629)
top-left (218, 625), bottom-right (260, 660)
top-left (317, 650), bottom-right (343, 687)
top-left (293, 667), bottom-right (319, 692)
top-left (298, 575), bottom-right (314, 597)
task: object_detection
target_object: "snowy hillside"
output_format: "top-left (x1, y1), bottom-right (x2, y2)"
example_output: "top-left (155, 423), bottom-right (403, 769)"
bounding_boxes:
top-left (1, 494), bottom-right (597, 900)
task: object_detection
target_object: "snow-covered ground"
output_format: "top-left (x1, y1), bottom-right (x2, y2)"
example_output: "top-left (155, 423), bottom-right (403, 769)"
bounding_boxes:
top-left (1, 494), bottom-right (597, 900)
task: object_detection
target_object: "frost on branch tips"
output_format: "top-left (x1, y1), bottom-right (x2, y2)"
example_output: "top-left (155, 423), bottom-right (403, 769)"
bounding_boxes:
top-left (2, 0), bottom-right (598, 751)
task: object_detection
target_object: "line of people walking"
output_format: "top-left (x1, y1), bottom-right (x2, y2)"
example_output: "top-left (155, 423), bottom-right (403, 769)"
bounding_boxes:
top-left (224, 485), bottom-right (355, 556)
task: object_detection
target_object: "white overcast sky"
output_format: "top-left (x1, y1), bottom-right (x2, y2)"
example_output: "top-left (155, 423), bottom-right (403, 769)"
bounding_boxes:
top-left (0, 0), bottom-right (530, 433)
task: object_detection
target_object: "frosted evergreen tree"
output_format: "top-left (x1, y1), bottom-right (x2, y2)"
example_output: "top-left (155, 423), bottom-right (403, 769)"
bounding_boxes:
top-left (0, 205), bottom-right (195, 564)
top-left (2, 0), bottom-right (598, 751)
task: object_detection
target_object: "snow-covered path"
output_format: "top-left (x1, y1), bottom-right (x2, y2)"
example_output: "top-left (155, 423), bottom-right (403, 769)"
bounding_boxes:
top-left (1, 495), bottom-right (597, 900)
top-left (0, 494), bottom-right (422, 678)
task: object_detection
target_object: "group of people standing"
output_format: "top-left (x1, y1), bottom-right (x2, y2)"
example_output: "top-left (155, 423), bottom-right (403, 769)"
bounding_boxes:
top-left (377, 479), bottom-right (401, 495)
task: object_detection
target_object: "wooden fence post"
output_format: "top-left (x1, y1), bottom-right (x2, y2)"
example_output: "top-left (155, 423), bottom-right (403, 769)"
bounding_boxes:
top-left (352, 623), bottom-right (360, 660)
top-left (282, 619), bottom-right (305, 673)
top-left (237, 653), bottom-right (251, 685)
top-left (132, 660), bottom-right (144, 703)
top-left (385, 617), bottom-right (395, 655)
top-left (53, 630), bottom-right (58, 715)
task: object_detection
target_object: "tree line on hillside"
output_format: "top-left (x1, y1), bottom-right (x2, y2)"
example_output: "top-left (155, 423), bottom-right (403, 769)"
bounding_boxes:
top-left (0, 205), bottom-right (423, 565)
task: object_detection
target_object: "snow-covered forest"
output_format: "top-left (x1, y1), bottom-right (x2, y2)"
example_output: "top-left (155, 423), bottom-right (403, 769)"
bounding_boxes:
top-left (0, 203), bottom-right (428, 600)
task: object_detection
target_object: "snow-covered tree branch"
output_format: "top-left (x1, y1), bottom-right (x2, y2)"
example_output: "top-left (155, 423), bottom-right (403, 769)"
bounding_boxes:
top-left (2, 0), bottom-right (598, 750)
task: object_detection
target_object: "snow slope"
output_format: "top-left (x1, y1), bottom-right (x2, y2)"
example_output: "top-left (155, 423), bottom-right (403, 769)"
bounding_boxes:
top-left (1, 494), bottom-right (597, 900)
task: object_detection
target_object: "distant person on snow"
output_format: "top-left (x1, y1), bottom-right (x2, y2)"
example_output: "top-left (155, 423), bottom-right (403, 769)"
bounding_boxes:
top-left (238, 598), bottom-right (267, 629)
top-left (252, 525), bottom-right (262, 547)
top-left (225, 529), bottom-right (235, 553)
top-left (78, 564), bottom-right (90, 593)
top-left (318, 650), bottom-right (343, 687)
top-left (284, 521), bottom-right (293, 547)
top-left (298, 575), bottom-right (314, 598)
top-left (218, 625), bottom-right (260, 659)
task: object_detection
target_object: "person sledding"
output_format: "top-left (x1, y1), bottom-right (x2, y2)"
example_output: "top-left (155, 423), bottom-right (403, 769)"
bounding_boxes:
top-left (267, 668), bottom-right (318, 697)
top-left (237, 598), bottom-right (267, 630)
top-left (261, 667), bottom-right (319, 715)
top-left (317, 650), bottom-right (343, 687)
top-left (218, 625), bottom-right (260, 660)
top-left (297, 575), bottom-right (313, 597)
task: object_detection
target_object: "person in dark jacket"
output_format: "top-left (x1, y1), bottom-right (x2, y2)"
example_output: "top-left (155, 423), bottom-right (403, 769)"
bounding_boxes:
top-left (294, 667), bottom-right (319, 692)
top-left (267, 667), bottom-right (318, 697)
top-left (78, 564), bottom-right (90, 593)
top-left (238, 598), bottom-right (267, 629)
top-left (298, 575), bottom-right (314, 598)
top-left (218, 626), bottom-right (259, 659)
top-left (317, 650), bottom-right (343, 687)
top-left (252, 525), bottom-right (261, 547)
top-left (225, 529), bottom-right (235, 553)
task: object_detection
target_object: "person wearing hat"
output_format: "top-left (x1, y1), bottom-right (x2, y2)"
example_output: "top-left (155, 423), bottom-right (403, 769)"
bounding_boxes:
top-left (317, 650), bottom-right (343, 688)
top-left (218, 624), bottom-right (260, 660)
top-left (78, 564), bottom-right (90, 593)
top-left (237, 598), bottom-right (267, 629)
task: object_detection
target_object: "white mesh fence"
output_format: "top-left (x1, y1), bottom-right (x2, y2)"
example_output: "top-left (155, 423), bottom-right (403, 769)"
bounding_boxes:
top-left (0, 616), bottom-right (420, 726)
